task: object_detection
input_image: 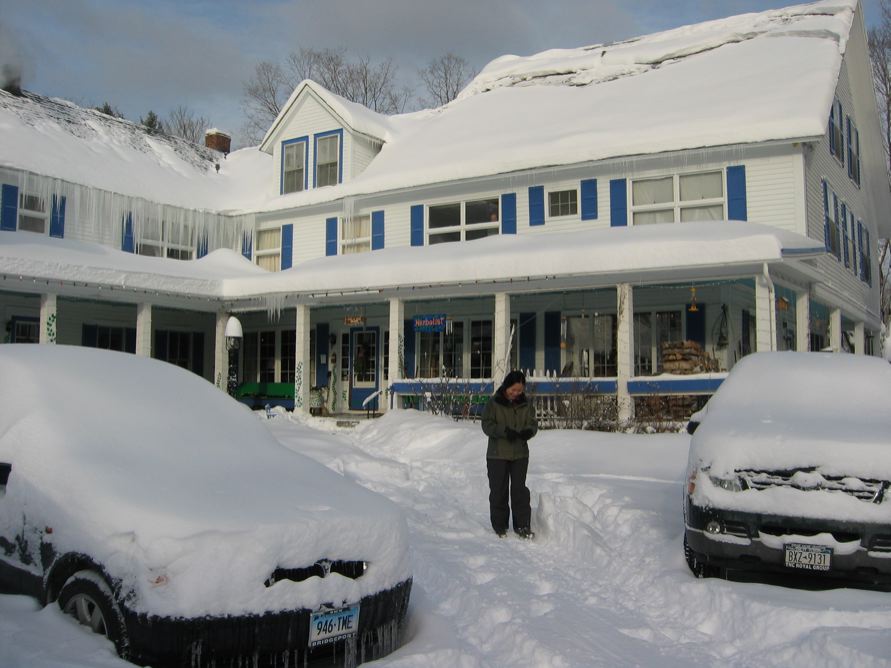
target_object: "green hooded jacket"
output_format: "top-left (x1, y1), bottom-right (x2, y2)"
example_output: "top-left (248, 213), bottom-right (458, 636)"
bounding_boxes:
top-left (481, 392), bottom-right (538, 460)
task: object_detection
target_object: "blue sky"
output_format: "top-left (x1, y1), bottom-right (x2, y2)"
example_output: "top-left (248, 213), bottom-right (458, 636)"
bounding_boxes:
top-left (0, 0), bottom-right (882, 148)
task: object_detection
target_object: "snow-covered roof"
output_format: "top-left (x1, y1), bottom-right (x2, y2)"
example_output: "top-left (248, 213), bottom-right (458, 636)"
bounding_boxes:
top-left (0, 1), bottom-right (861, 219)
top-left (0, 89), bottom-right (271, 212)
top-left (259, 79), bottom-right (397, 152)
top-left (0, 222), bottom-right (825, 305)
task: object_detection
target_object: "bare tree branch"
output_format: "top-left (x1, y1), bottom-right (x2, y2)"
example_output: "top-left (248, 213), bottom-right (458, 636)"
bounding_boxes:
top-left (166, 105), bottom-right (211, 145)
top-left (419, 53), bottom-right (475, 107)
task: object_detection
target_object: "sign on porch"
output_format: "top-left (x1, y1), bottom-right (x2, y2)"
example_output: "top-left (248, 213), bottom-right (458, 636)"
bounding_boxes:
top-left (413, 313), bottom-right (447, 332)
top-left (344, 315), bottom-right (366, 326)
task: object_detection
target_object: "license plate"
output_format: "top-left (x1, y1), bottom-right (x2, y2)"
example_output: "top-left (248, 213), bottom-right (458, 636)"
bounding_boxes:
top-left (784, 543), bottom-right (832, 571)
top-left (309, 604), bottom-right (360, 647)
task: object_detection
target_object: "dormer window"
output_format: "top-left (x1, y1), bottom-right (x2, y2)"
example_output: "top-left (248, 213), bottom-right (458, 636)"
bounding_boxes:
top-left (314, 130), bottom-right (343, 188)
top-left (282, 137), bottom-right (308, 194)
top-left (18, 193), bottom-right (48, 234)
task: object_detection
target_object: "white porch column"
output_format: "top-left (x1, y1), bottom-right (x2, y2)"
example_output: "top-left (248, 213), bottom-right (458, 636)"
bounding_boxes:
top-left (795, 288), bottom-right (810, 352)
top-left (39, 293), bottom-right (57, 344)
top-left (388, 297), bottom-right (404, 410)
top-left (135, 303), bottom-right (152, 357)
top-left (853, 322), bottom-right (865, 355)
top-left (754, 269), bottom-right (776, 352)
top-left (829, 308), bottom-right (842, 352)
top-left (213, 311), bottom-right (228, 390)
top-left (616, 283), bottom-right (635, 425)
top-left (294, 304), bottom-right (311, 414)
top-left (493, 292), bottom-right (511, 382)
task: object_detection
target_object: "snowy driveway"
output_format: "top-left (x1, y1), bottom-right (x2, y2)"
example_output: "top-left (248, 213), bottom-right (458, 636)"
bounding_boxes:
top-left (2, 410), bottom-right (891, 667)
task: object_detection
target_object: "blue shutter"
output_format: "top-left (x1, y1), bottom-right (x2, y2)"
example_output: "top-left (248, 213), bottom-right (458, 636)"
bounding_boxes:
top-left (580, 179), bottom-right (598, 220)
top-left (822, 181), bottom-right (831, 252)
top-left (241, 232), bottom-right (252, 260)
top-left (197, 234), bottom-right (208, 258)
top-left (829, 102), bottom-right (836, 155)
top-left (857, 221), bottom-right (865, 281)
top-left (850, 213), bottom-right (858, 277)
top-left (403, 319), bottom-right (415, 378)
top-left (501, 193), bottom-right (517, 235)
top-left (841, 204), bottom-right (849, 267)
top-left (832, 194), bottom-right (840, 259)
top-left (519, 313), bottom-right (536, 372)
top-left (371, 210), bottom-right (385, 250)
top-left (281, 224), bottom-right (293, 270)
top-left (544, 311), bottom-right (561, 374)
top-left (726, 166), bottom-right (747, 221)
top-left (865, 227), bottom-right (872, 285)
top-left (317, 322), bottom-right (329, 387)
top-left (846, 117), bottom-right (853, 179)
top-left (609, 179), bottom-right (627, 227)
top-left (528, 186), bottom-right (544, 226)
top-left (49, 195), bottom-right (66, 238)
top-left (838, 102), bottom-right (845, 166)
top-left (122, 213), bottom-right (135, 253)
top-left (325, 217), bottom-right (338, 256)
top-left (1, 184), bottom-right (18, 231)
top-left (410, 205), bottom-right (424, 246)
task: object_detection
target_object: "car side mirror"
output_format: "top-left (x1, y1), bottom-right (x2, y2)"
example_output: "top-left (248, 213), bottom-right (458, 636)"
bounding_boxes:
top-left (686, 421), bottom-right (699, 435)
top-left (0, 462), bottom-right (10, 497)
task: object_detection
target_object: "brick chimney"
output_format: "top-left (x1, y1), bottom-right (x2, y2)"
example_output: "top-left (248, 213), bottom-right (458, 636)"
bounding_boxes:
top-left (204, 129), bottom-right (231, 154)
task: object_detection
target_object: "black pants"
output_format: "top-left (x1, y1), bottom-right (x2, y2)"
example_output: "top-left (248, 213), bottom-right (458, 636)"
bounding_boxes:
top-left (487, 457), bottom-right (531, 533)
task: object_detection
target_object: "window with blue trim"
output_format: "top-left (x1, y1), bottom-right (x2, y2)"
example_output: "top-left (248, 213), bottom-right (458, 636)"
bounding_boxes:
top-left (282, 139), bottom-right (308, 194)
top-left (137, 218), bottom-right (193, 260)
top-left (315, 131), bottom-right (342, 188)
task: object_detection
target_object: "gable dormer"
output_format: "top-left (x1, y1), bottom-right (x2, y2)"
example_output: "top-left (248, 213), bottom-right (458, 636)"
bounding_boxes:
top-left (259, 80), bottom-right (391, 196)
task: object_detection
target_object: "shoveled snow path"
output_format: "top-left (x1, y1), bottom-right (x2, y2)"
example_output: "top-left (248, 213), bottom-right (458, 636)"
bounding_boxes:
top-left (269, 411), bottom-right (891, 668)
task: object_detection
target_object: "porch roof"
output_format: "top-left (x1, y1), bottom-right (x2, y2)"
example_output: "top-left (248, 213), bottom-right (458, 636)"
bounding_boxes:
top-left (0, 222), bottom-right (825, 310)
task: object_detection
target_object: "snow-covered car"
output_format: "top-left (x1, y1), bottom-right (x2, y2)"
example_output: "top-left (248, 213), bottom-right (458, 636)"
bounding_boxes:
top-left (0, 345), bottom-right (411, 666)
top-left (684, 352), bottom-right (891, 587)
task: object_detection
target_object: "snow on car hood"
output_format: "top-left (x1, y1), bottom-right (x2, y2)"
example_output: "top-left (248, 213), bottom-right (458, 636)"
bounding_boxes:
top-left (0, 345), bottom-right (409, 617)
top-left (688, 352), bottom-right (891, 522)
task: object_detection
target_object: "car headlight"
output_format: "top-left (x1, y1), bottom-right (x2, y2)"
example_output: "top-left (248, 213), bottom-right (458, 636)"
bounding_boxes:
top-left (708, 474), bottom-right (746, 492)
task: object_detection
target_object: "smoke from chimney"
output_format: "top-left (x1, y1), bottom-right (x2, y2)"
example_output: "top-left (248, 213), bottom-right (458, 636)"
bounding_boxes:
top-left (1, 64), bottom-right (23, 96)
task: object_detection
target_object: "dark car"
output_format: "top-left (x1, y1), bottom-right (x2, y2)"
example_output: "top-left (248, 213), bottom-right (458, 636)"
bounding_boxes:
top-left (0, 345), bottom-right (411, 666)
top-left (684, 352), bottom-right (891, 587)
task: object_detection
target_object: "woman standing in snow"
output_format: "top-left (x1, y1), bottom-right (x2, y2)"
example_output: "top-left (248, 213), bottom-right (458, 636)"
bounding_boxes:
top-left (481, 370), bottom-right (538, 539)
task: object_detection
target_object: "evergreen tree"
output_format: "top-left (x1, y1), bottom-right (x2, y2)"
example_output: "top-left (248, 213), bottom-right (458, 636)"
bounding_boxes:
top-left (95, 102), bottom-right (124, 119)
top-left (140, 110), bottom-right (164, 135)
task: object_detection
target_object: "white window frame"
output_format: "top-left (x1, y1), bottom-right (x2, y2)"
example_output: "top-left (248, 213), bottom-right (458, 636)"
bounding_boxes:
top-left (137, 218), bottom-right (194, 260)
top-left (829, 98), bottom-right (844, 165)
top-left (547, 188), bottom-right (579, 219)
top-left (341, 215), bottom-right (371, 255)
top-left (254, 227), bottom-right (282, 272)
top-left (17, 192), bottom-right (48, 234)
top-left (315, 133), bottom-right (341, 188)
top-left (846, 115), bottom-right (861, 187)
top-left (427, 197), bottom-right (500, 245)
top-left (630, 170), bottom-right (725, 226)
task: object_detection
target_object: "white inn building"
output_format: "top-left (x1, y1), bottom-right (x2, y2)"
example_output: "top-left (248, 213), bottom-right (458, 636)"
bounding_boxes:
top-left (0, 0), bottom-right (888, 423)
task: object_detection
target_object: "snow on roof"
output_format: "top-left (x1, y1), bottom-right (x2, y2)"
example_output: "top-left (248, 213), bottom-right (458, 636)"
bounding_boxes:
top-left (0, 222), bottom-right (825, 301)
top-left (0, 1), bottom-right (858, 218)
top-left (0, 90), bottom-right (272, 212)
top-left (350, 0), bottom-right (854, 195)
top-left (260, 79), bottom-right (399, 152)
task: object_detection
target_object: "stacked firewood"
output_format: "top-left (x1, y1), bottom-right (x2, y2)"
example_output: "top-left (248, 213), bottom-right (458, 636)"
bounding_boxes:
top-left (660, 340), bottom-right (719, 374)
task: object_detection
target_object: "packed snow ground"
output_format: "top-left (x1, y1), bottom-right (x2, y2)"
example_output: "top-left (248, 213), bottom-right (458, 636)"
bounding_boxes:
top-left (2, 409), bottom-right (891, 667)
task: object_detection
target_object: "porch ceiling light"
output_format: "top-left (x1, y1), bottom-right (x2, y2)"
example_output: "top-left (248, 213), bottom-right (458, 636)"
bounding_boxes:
top-left (225, 315), bottom-right (243, 351)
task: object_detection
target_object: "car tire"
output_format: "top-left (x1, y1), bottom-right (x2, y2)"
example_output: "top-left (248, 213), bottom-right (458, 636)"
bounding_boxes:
top-left (684, 534), bottom-right (723, 579)
top-left (58, 570), bottom-right (129, 659)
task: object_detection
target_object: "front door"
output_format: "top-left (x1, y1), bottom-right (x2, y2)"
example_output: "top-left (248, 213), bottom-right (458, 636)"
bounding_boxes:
top-left (349, 327), bottom-right (380, 410)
